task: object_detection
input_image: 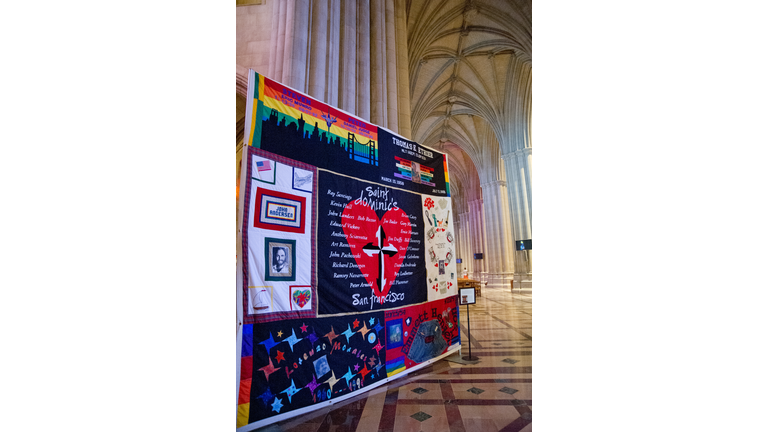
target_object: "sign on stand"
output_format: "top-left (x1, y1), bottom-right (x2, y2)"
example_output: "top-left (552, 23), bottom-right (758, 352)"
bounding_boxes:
top-left (459, 287), bottom-right (478, 361)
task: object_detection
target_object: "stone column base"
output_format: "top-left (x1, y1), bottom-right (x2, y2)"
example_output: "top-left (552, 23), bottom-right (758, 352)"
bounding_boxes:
top-left (513, 273), bottom-right (533, 291)
top-left (485, 272), bottom-right (515, 290)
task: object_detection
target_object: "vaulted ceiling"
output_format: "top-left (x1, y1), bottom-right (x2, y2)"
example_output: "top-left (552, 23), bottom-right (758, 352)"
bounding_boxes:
top-left (406, 0), bottom-right (531, 207)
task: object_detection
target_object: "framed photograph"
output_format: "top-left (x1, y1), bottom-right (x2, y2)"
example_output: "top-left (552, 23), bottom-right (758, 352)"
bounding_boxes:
top-left (264, 238), bottom-right (296, 281)
top-left (459, 287), bottom-right (476, 305)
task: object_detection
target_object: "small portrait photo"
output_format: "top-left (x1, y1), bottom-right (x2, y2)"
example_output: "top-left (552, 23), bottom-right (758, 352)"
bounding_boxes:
top-left (386, 319), bottom-right (404, 350)
top-left (264, 238), bottom-right (296, 281)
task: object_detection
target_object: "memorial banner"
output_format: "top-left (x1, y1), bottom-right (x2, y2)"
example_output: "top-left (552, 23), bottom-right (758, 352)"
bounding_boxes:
top-left (237, 70), bottom-right (459, 430)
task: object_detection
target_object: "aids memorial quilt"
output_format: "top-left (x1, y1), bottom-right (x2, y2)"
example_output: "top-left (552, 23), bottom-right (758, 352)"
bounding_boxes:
top-left (237, 70), bottom-right (459, 430)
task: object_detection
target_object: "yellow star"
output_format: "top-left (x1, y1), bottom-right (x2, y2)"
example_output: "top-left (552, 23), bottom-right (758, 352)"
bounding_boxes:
top-left (277, 330), bottom-right (283, 338)
top-left (326, 370), bottom-right (341, 391)
top-left (357, 322), bottom-right (371, 338)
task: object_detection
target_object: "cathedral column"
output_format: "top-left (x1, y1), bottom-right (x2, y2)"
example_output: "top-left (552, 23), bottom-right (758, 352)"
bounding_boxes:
top-left (308, 0), bottom-right (329, 102)
top-left (385, 0), bottom-right (398, 132)
top-left (283, 0), bottom-right (310, 92)
top-left (339, 0), bottom-right (356, 113)
top-left (326, 0), bottom-right (341, 107)
top-left (459, 212), bottom-right (471, 276)
top-left (502, 149), bottom-right (532, 289)
top-left (480, 180), bottom-right (515, 289)
top-left (356, 1), bottom-right (371, 122)
top-left (394, 0), bottom-right (412, 138)
top-left (469, 199), bottom-right (487, 281)
top-left (369, 0), bottom-right (387, 127)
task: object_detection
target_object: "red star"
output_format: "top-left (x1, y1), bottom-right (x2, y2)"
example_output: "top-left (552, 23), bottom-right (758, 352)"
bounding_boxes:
top-left (359, 365), bottom-right (372, 381)
top-left (325, 327), bottom-right (339, 344)
top-left (258, 357), bottom-right (280, 382)
top-left (353, 319), bottom-right (360, 329)
top-left (300, 323), bottom-right (308, 333)
top-left (275, 350), bottom-right (285, 363)
top-left (373, 342), bottom-right (383, 356)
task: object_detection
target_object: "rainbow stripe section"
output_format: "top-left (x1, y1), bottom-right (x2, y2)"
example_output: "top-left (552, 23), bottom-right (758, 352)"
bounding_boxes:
top-left (257, 75), bottom-right (378, 149)
top-left (393, 156), bottom-right (436, 187)
top-left (443, 155), bottom-right (450, 196)
top-left (386, 356), bottom-right (406, 377)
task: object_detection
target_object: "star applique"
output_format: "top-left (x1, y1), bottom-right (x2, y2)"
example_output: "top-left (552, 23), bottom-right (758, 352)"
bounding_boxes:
top-left (359, 365), bottom-right (372, 381)
top-left (258, 332), bottom-right (280, 353)
top-left (256, 388), bottom-right (275, 405)
top-left (367, 357), bottom-right (376, 368)
top-left (372, 341), bottom-right (383, 356)
top-left (324, 326), bottom-right (339, 344)
top-left (271, 397), bottom-right (284, 413)
top-left (300, 323), bottom-right (308, 333)
top-left (277, 330), bottom-right (283, 338)
top-left (258, 357), bottom-right (281, 382)
top-left (357, 322), bottom-right (371, 338)
top-left (306, 375), bottom-right (320, 393)
top-left (307, 333), bottom-right (319, 344)
top-left (373, 322), bottom-right (384, 334)
top-left (275, 350), bottom-right (285, 363)
top-left (369, 317), bottom-right (376, 326)
top-left (280, 379), bottom-right (301, 403)
top-left (341, 324), bottom-right (355, 342)
top-left (325, 371), bottom-right (341, 391)
top-left (341, 367), bottom-right (355, 384)
top-left (283, 329), bottom-right (303, 352)
top-left (353, 319), bottom-right (360, 329)
top-left (353, 363), bottom-right (360, 372)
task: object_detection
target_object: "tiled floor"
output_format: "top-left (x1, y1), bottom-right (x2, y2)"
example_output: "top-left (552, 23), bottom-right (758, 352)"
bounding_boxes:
top-left (252, 286), bottom-right (532, 432)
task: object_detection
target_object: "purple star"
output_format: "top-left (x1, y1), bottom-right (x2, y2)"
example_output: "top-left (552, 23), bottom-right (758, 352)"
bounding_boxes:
top-left (353, 363), bottom-right (360, 372)
top-left (306, 375), bottom-right (319, 393)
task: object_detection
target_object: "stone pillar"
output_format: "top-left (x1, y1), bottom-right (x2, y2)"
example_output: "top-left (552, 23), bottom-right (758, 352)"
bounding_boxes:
top-left (283, 0), bottom-right (310, 92)
top-left (268, 1), bottom-right (280, 80)
top-left (356, 1), bottom-right (371, 122)
top-left (480, 180), bottom-right (515, 289)
top-left (502, 149), bottom-right (532, 289)
top-left (326, 0), bottom-right (340, 107)
top-left (369, 0), bottom-right (387, 127)
top-left (394, 0), bottom-right (412, 138)
top-left (308, 0), bottom-right (329, 102)
top-left (385, 0), bottom-right (398, 132)
top-left (339, 0), bottom-right (356, 113)
top-left (468, 199), bottom-right (487, 281)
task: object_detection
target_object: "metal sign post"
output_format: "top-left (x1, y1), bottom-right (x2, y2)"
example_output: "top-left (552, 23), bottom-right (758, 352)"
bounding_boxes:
top-left (459, 287), bottom-right (478, 361)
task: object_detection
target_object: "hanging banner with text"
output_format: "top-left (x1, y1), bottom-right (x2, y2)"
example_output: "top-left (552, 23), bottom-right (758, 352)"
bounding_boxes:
top-left (237, 70), bottom-right (458, 430)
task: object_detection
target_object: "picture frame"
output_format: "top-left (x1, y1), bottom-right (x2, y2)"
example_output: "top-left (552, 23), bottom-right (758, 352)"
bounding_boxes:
top-left (264, 237), bottom-right (296, 281)
top-left (459, 287), bottom-right (476, 305)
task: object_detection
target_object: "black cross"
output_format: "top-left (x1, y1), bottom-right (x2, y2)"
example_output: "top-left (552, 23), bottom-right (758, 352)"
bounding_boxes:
top-left (362, 225), bottom-right (398, 294)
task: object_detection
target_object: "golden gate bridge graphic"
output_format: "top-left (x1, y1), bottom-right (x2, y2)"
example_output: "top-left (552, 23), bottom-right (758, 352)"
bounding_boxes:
top-left (262, 108), bottom-right (378, 167)
top-left (348, 132), bottom-right (378, 166)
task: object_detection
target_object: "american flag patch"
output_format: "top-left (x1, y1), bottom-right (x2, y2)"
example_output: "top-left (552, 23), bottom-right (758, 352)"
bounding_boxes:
top-left (256, 160), bottom-right (271, 172)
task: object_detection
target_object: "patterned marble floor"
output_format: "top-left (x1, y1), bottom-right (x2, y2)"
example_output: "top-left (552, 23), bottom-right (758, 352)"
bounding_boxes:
top-left (250, 286), bottom-right (532, 432)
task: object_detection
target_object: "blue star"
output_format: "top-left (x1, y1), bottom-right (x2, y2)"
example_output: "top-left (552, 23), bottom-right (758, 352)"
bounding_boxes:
top-left (258, 333), bottom-right (279, 353)
top-left (257, 388), bottom-right (275, 405)
top-left (373, 322), bottom-right (384, 334)
top-left (284, 329), bottom-right (303, 353)
top-left (308, 333), bottom-right (319, 344)
top-left (271, 397), bottom-right (284, 413)
top-left (341, 324), bottom-right (355, 342)
top-left (341, 367), bottom-right (355, 384)
top-left (280, 379), bottom-right (301, 403)
top-left (369, 317), bottom-right (375, 326)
